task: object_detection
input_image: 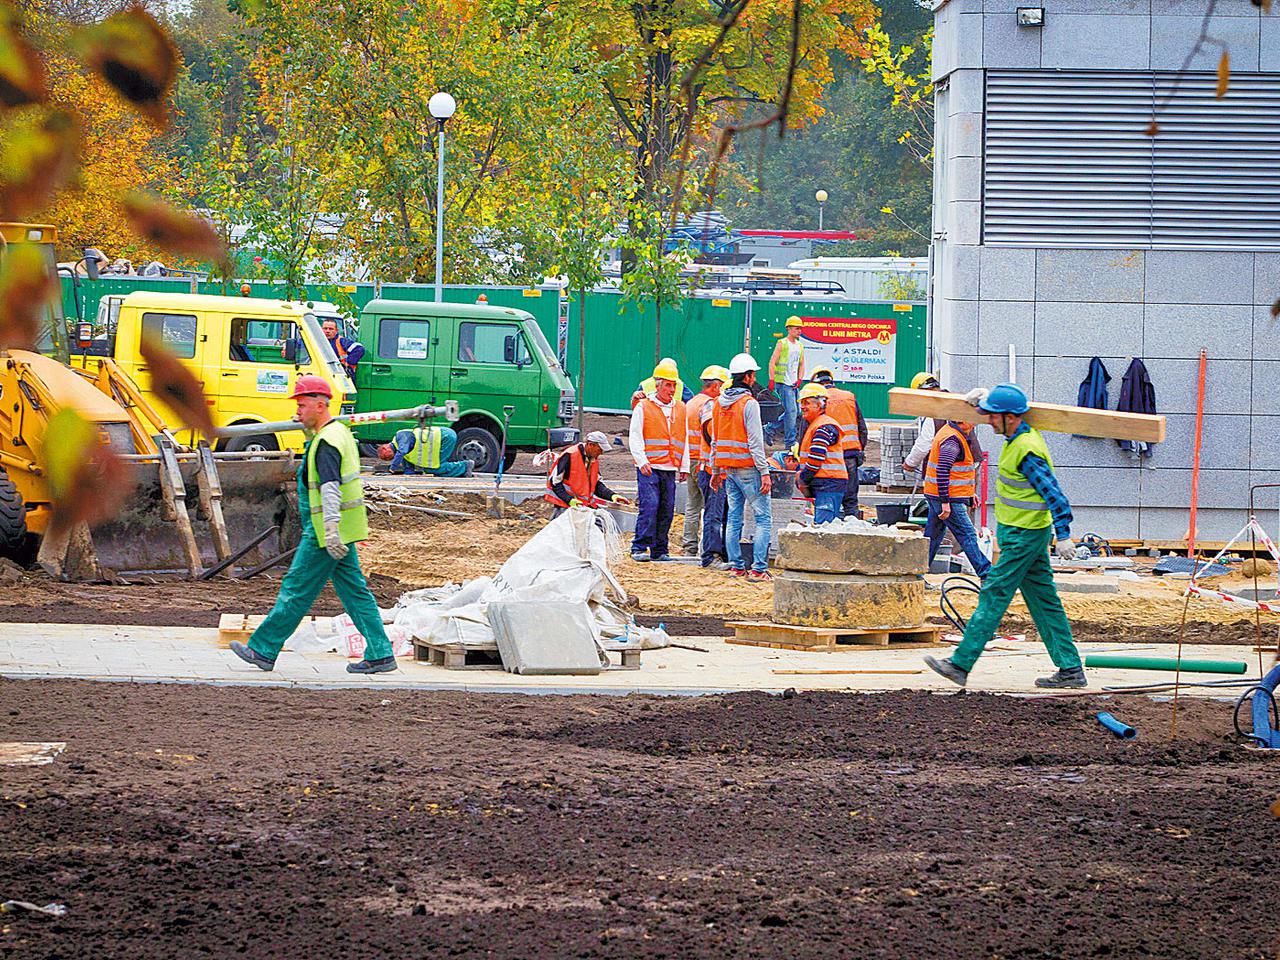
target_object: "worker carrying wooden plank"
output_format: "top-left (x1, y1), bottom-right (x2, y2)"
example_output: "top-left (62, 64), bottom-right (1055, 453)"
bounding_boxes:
top-left (924, 383), bottom-right (1087, 690)
top-left (229, 375), bottom-right (398, 676)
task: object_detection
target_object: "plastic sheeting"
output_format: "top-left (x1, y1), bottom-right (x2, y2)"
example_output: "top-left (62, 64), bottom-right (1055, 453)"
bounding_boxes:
top-left (390, 507), bottom-right (671, 652)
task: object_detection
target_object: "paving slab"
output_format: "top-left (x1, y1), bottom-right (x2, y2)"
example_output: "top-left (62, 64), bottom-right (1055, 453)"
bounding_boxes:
top-left (0, 622), bottom-right (1266, 698)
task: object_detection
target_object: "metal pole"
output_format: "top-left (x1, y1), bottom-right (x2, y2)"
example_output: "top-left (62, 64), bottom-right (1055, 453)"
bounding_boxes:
top-left (435, 122), bottom-right (446, 303)
top-left (818, 203), bottom-right (824, 231)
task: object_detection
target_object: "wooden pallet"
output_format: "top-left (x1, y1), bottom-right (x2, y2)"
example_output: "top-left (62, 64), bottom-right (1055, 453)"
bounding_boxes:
top-left (412, 639), bottom-right (642, 671)
top-left (413, 641), bottom-right (504, 670)
top-left (725, 620), bottom-right (943, 652)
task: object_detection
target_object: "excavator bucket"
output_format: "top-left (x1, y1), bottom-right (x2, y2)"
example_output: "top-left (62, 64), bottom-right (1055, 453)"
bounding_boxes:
top-left (76, 450), bottom-right (302, 579)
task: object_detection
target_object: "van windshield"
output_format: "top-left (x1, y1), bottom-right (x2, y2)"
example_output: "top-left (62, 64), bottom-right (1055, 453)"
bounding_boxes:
top-left (302, 312), bottom-right (350, 385)
top-left (523, 320), bottom-right (559, 371)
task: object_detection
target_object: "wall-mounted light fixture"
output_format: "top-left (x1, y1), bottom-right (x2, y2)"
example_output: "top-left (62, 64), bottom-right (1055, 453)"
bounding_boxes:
top-left (1016, 6), bottom-right (1044, 26)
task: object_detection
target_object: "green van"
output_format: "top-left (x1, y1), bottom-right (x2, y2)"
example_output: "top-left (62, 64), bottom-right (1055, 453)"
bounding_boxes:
top-left (351, 298), bottom-right (578, 471)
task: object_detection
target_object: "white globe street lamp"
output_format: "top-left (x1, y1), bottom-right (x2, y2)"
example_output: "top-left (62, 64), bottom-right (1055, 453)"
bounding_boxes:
top-left (815, 189), bottom-right (828, 231)
top-left (429, 92), bottom-right (457, 303)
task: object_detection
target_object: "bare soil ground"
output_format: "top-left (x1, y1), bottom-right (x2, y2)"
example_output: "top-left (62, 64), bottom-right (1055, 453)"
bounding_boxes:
top-left (0, 681), bottom-right (1276, 959)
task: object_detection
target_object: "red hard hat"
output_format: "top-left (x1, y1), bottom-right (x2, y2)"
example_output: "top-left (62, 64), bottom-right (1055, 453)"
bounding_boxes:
top-left (289, 374), bottom-right (332, 399)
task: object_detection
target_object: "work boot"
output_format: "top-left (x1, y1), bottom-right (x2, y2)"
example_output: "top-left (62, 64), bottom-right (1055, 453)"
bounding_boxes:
top-left (347, 656), bottom-right (399, 674)
top-left (1035, 666), bottom-right (1087, 689)
top-left (230, 641), bottom-right (275, 672)
top-left (630, 552), bottom-right (651, 563)
top-left (652, 554), bottom-right (674, 562)
top-left (924, 655), bottom-right (968, 688)
top-left (727, 567), bottom-right (747, 578)
top-left (746, 570), bottom-right (773, 583)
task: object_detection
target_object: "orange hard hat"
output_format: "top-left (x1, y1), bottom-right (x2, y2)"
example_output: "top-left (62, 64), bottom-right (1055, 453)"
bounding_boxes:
top-left (289, 374), bottom-right (332, 399)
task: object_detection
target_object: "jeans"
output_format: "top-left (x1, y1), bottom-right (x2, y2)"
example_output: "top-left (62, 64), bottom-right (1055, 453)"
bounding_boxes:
top-left (841, 451), bottom-right (864, 518)
top-left (765, 383), bottom-right (800, 448)
top-left (390, 428), bottom-right (466, 478)
top-left (682, 468), bottom-right (704, 554)
top-left (697, 469), bottom-right (727, 564)
top-left (924, 495), bottom-right (992, 578)
top-left (632, 469), bottom-right (677, 559)
top-left (951, 524), bottom-right (1080, 673)
top-left (810, 478), bottom-right (844, 525)
top-left (725, 468), bottom-right (772, 572)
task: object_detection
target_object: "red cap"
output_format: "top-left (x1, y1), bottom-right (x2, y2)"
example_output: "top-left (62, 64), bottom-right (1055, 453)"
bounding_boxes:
top-left (289, 374), bottom-right (332, 399)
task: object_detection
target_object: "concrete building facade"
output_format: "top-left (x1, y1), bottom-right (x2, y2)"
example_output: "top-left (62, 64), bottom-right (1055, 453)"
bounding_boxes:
top-left (931, 0), bottom-right (1280, 540)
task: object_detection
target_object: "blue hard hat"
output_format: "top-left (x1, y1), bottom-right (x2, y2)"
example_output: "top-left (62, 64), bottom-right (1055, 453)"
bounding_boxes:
top-left (978, 382), bottom-right (1030, 415)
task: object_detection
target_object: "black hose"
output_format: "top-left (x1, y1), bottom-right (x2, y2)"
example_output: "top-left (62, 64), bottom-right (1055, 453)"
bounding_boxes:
top-left (1079, 532), bottom-right (1113, 557)
top-left (1233, 685), bottom-right (1280, 744)
top-left (939, 575), bottom-right (982, 633)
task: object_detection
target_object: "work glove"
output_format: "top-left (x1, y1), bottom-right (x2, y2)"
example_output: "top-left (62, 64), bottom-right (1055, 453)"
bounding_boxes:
top-left (768, 378), bottom-right (776, 391)
top-left (612, 494), bottom-right (632, 506)
top-left (320, 482), bottom-right (349, 560)
top-left (1055, 538), bottom-right (1077, 561)
top-left (569, 498), bottom-right (584, 508)
top-left (964, 387), bottom-right (989, 407)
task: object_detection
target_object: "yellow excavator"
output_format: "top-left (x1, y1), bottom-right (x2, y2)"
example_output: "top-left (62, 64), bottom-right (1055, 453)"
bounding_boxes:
top-left (0, 223), bottom-right (301, 580)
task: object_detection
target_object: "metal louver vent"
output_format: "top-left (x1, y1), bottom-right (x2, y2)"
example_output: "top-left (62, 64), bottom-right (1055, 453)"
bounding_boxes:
top-left (983, 70), bottom-right (1280, 250)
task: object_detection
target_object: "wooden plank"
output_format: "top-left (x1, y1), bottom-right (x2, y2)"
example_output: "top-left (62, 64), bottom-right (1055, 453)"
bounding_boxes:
top-left (887, 387), bottom-right (1165, 443)
top-left (727, 637), bottom-right (944, 652)
top-left (0, 742), bottom-right (67, 766)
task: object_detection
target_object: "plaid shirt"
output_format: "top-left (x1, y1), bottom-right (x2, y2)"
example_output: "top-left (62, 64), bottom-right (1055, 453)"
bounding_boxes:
top-left (1010, 423), bottom-right (1073, 538)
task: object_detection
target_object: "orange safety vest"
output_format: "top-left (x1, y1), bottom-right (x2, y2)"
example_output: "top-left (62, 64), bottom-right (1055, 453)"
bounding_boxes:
top-left (824, 386), bottom-right (862, 453)
top-left (686, 393), bottom-right (713, 465)
top-left (924, 424), bottom-right (977, 499)
top-left (639, 396), bottom-right (687, 468)
top-left (544, 444), bottom-right (600, 508)
top-left (713, 394), bottom-right (754, 470)
top-left (799, 413), bottom-right (847, 480)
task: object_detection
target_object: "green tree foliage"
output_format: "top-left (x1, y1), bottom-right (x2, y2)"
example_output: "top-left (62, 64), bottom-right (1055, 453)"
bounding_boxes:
top-left (719, 1), bottom-right (932, 256)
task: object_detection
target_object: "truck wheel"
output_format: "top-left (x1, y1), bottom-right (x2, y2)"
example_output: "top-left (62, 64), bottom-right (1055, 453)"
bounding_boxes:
top-left (223, 434), bottom-right (279, 454)
top-left (0, 470), bottom-right (29, 563)
top-left (503, 447), bottom-right (519, 472)
top-left (455, 427), bottom-right (501, 473)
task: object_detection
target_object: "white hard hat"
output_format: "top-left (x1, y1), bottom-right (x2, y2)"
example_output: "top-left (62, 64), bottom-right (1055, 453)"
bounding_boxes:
top-left (728, 352), bottom-right (760, 375)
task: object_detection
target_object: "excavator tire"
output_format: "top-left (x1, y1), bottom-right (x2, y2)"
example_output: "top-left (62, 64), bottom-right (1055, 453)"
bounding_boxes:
top-left (0, 468), bottom-right (28, 562)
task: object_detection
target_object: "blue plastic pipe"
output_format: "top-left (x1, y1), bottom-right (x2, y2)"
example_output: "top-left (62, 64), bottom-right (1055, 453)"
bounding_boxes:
top-left (1249, 663), bottom-right (1280, 749)
top-left (1096, 712), bottom-right (1137, 740)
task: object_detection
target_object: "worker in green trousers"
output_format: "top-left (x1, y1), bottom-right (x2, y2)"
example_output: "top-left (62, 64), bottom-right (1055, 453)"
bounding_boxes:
top-left (925, 383), bottom-right (1086, 690)
top-left (230, 375), bottom-right (396, 675)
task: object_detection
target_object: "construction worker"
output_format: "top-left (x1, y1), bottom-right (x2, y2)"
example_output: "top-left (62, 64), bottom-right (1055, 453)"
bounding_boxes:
top-left (545, 430), bottom-right (629, 516)
top-left (377, 425), bottom-right (471, 477)
top-left (631, 357), bottom-right (693, 406)
top-left (629, 359), bottom-right (689, 562)
top-left (923, 418), bottom-right (991, 578)
top-left (682, 365), bottom-right (729, 557)
top-left (795, 383), bottom-right (846, 525)
top-left (903, 371), bottom-right (985, 475)
top-left (925, 383), bottom-right (1085, 690)
top-left (230, 375), bottom-right (396, 675)
top-left (767, 447), bottom-right (798, 473)
top-left (809, 366), bottom-right (867, 518)
top-left (687, 365), bottom-right (730, 567)
top-left (321, 318), bottom-right (364, 380)
top-left (764, 316), bottom-right (806, 449)
top-left (713, 353), bottom-right (773, 582)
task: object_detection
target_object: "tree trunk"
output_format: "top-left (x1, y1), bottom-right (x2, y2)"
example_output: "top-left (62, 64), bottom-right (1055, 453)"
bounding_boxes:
top-left (576, 290), bottom-right (586, 440)
top-left (654, 301), bottom-right (662, 364)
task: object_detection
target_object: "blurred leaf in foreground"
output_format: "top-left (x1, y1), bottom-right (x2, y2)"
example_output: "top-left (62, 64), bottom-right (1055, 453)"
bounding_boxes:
top-left (71, 6), bottom-right (177, 127)
top-left (0, 241), bottom-right (59, 350)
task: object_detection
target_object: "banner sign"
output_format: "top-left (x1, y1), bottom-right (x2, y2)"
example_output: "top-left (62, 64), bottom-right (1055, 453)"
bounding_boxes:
top-left (799, 316), bottom-right (897, 384)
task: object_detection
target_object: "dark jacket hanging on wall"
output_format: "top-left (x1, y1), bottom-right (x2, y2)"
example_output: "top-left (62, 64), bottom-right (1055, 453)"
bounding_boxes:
top-left (1116, 358), bottom-right (1157, 458)
top-left (1074, 358), bottom-right (1110, 438)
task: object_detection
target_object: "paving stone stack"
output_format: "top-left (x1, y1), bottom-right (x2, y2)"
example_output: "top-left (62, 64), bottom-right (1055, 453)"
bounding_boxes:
top-left (773, 527), bottom-right (928, 628)
top-left (878, 424), bottom-right (918, 488)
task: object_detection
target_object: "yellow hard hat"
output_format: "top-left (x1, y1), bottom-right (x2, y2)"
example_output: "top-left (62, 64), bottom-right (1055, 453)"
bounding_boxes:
top-left (700, 364), bottom-right (730, 384)
top-left (653, 357), bottom-right (679, 381)
top-left (810, 366), bottom-right (835, 382)
top-left (910, 371), bottom-right (941, 390)
top-left (798, 382), bottom-right (828, 402)
top-left (788, 444), bottom-right (799, 458)
top-left (785, 315), bottom-right (803, 328)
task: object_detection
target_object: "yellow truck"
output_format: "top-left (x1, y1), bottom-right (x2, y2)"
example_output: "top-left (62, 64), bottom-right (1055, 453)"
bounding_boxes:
top-left (85, 291), bottom-right (355, 453)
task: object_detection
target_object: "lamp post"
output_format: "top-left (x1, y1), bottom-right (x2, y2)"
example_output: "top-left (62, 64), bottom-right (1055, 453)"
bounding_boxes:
top-left (815, 189), bottom-right (828, 231)
top-left (428, 91), bottom-right (456, 303)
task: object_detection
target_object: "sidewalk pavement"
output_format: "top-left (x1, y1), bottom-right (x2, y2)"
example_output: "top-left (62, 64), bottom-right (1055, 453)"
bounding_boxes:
top-left (0, 622), bottom-right (1265, 697)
